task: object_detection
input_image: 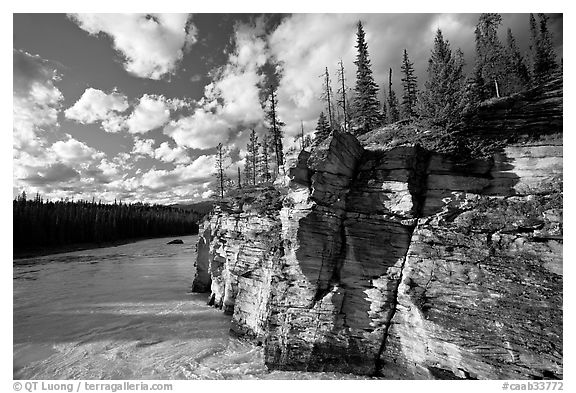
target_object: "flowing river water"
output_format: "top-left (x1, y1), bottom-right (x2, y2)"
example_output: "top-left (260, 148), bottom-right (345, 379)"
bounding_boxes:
top-left (13, 235), bottom-right (365, 380)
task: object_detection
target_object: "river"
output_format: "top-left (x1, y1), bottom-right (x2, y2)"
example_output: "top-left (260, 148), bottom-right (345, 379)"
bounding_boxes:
top-left (13, 235), bottom-right (365, 380)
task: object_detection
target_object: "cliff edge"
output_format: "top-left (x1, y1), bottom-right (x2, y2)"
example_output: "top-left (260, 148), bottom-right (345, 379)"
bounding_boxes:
top-left (191, 78), bottom-right (563, 379)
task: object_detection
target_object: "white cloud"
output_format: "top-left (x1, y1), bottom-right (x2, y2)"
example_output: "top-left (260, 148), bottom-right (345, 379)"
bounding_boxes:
top-left (65, 88), bottom-right (129, 133)
top-left (154, 142), bottom-right (191, 164)
top-left (164, 109), bottom-right (231, 150)
top-left (201, 190), bottom-right (213, 199)
top-left (51, 135), bottom-right (105, 165)
top-left (13, 50), bottom-right (63, 153)
top-left (13, 82), bottom-right (63, 151)
top-left (68, 13), bottom-right (197, 80)
top-left (97, 159), bottom-right (119, 177)
top-left (126, 94), bottom-right (171, 134)
top-left (164, 20), bottom-right (267, 150)
top-left (132, 138), bottom-right (155, 156)
top-left (140, 154), bottom-right (215, 191)
top-left (101, 115), bottom-right (128, 133)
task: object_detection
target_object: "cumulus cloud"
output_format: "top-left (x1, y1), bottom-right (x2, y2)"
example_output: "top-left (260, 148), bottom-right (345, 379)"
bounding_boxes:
top-left (132, 137), bottom-right (156, 156)
top-left (65, 90), bottom-right (186, 134)
top-left (15, 134), bottom-right (110, 196)
top-left (126, 94), bottom-right (171, 134)
top-left (154, 142), bottom-right (191, 164)
top-left (164, 109), bottom-right (231, 150)
top-left (163, 20), bottom-right (267, 150)
top-left (24, 163), bottom-right (80, 186)
top-left (65, 88), bottom-right (129, 133)
top-left (51, 135), bottom-right (105, 165)
top-left (68, 13), bottom-right (198, 80)
top-left (140, 154), bottom-right (215, 192)
top-left (65, 88), bottom-right (128, 123)
top-left (13, 50), bottom-right (63, 152)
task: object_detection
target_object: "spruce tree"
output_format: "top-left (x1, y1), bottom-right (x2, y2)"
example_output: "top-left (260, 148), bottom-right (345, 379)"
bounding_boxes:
top-left (388, 68), bottom-right (400, 123)
top-left (400, 49), bottom-right (418, 119)
top-left (528, 13), bottom-right (539, 78)
top-left (321, 67), bottom-right (335, 130)
top-left (258, 135), bottom-right (272, 183)
top-left (213, 143), bottom-right (228, 199)
top-left (503, 28), bottom-right (530, 95)
top-left (380, 85), bottom-right (388, 125)
top-left (244, 129), bottom-right (259, 186)
top-left (474, 13), bottom-right (507, 99)
top-left (352, 21), bottom-right (381, 134)
top-left (237, 167), bottom-right (242, 189)
top-left (314, 112), bottom-right (331, 144)
top-left (336, 59), bottom-right (350, 132)
top-left (266, 87), bottom-right (284, 174)
top-left (418, 29), bottom-right (465, 127)
top-left (535, 14), bottom-right (559, 81)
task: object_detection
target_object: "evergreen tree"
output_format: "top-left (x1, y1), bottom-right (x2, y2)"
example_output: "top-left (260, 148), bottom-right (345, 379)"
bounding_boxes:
top-left (294, 121), bottom-right (308, 150)
top-left (388, 68), bottom-right (400, 123)
top-left (244, 129), bottom-right (259, 186)
top-left (461, 67), bottom-right (485, 114)
top-left (237, 167), bottom-right (242, 189)
top-left (352, 21), bottom-right (382, 134)
top-left (530, 13), bottom-right (559, 82)
top-left (214, 143), bottom-right (228, 199)
top-left (380, 84), bottom-right (388, 124)
top-left (474, 13), bottom-right (507, 99)
top-left (321, 67), bottom-right (335, 130)
top-left (258, 134), bottom-right (272, 183)
top-left (400, 49), bottom-right (418, 118)
top-left (13, 195), bottom-right (200, 252)
top-left (266, 87), bottom-right (284, 174)
top-left (314, 112), bottom-right (331, 144)
top-left (336, 59), bottom-right (350, 132)
top-left (418, 29), bottom-right (465, 127)
top-left (236, 166), bottom-right (242, 190)
top-left (528, 13), bottom-right (539, 78)
top-left (503, 28), bottom-right (530, 95)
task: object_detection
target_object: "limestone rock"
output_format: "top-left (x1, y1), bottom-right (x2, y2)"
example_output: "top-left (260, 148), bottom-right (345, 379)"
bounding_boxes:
top-left (192, 121), bottom-right (562, 378)
top-left (381, 193), bottom-right (563, 380)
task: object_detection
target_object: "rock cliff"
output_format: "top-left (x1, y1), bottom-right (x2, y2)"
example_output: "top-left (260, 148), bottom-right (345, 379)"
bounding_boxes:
top-left (192, 83), bottom-right (562, 379)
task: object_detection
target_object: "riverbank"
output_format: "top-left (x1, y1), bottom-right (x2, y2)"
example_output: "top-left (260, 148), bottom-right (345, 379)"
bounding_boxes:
top-left (13, 235), bottom-right (194, 262)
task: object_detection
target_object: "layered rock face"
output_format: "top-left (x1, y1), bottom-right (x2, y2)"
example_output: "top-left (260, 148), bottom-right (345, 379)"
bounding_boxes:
top-left (192, 131), bottom-right (562, 379)
top-left (193, 73), bottom-right (562, 379)
top-left (462, 75), bottom-right (562, 139)
top-left (381, 142), bottom-right (563, 379)
top-left (191, 189), bottom-right (284, 339)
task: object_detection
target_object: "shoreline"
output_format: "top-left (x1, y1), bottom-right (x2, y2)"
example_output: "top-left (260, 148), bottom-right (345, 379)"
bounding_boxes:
top-left (13, 234), bottom-right (197, 262)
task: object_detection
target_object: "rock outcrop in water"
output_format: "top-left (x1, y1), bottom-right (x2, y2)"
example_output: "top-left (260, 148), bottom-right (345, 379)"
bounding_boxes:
top-left (192, 80), bottom-right (563, 379)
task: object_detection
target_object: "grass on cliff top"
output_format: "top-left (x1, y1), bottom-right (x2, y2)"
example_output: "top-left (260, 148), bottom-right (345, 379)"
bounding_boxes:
top-left (358, 119), bottom-right (465, 154)
top-left (218, 184), bottom-right (284, 214)
top-left (359, 117), bottom-right (562, 160)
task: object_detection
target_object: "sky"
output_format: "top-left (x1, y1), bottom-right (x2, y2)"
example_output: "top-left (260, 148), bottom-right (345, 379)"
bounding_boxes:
top-left (12, 13), bottom-right (563, 205)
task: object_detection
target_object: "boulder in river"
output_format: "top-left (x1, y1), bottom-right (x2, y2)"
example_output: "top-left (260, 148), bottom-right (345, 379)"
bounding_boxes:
top-left (167, 239), bottom-right (184, 245)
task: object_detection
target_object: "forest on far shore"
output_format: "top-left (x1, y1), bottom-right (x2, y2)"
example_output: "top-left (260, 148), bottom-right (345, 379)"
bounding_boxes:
top-left (13, 192), bottom-right (204, 256)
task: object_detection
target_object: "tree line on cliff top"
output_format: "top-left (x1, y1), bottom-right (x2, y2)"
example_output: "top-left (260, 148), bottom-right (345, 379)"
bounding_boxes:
top-left (212, 13), bottom-right (560, 199)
